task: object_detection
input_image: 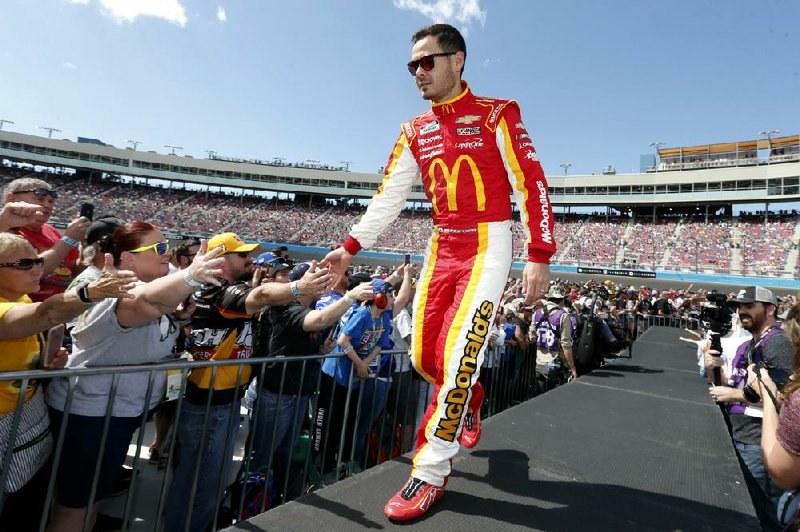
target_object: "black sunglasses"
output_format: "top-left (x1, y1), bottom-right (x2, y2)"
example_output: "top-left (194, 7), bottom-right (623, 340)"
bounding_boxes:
top-left (15, 188), bottom-right (58, 199)
top-left (407, 52), bottom-right (456, 76)
top-left (0, 258), bottom-right (45, 270)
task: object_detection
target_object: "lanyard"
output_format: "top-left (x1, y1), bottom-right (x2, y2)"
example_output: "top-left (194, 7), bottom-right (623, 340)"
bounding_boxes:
top-left (745, 324), bottom-right (781, 365)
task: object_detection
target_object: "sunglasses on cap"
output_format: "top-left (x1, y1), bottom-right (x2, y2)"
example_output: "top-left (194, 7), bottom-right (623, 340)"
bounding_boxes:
top-left (0, 257), bottom-right (45, 270)
top-left (407, 52), bottom-right (456, 76)
top-left (14, 188), bottom-right (58, 199)
top-left (129, 241), bottom-right (171, 256)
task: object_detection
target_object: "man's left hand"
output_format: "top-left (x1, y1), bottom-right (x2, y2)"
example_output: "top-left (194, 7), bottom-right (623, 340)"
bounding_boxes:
top-left (709, 385), bottom-right (741, 403)
top-left (522, 261), bottom-right (550, 305)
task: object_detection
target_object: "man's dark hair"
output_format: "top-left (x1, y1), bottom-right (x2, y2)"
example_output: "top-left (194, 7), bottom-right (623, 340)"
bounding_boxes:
top-left (174, 238), bottom-right (201, 262)
top-left (412, 23), bottom-right (466, 74)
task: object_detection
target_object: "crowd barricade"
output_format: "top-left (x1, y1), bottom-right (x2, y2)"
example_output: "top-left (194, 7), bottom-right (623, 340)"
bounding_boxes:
top-left (0, 343), bottom-right (544, 530)
top-left (0, 316), bottom-right (710, 529)
top-left (636, 314), bottom-right (701, 333)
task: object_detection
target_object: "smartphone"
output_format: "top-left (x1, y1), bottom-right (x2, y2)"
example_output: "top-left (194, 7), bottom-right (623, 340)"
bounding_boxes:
top-left (42, 324), bottom-right (65, 368)
top-left (404, 253), bottom-right (411, 265)
top-left (80, 202), bottom-right (94, 221)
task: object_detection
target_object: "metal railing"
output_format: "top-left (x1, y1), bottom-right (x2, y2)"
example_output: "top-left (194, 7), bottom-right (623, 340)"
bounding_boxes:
top-left (0, 343), bottom-right (551, 531)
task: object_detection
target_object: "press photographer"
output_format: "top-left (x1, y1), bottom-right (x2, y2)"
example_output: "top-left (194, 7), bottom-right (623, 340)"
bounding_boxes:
top-left (704, 286), bottom-right (794, 531)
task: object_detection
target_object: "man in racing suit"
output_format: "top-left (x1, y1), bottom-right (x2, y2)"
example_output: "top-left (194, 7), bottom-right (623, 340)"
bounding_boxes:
top-left (323, 23), bottom-right (556, 521)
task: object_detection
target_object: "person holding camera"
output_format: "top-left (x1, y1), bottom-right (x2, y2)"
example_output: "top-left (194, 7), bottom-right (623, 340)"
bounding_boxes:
top-left (705, 286), bottom-right (794, 531)
top-left (748, 303), bottom-right (800, 529)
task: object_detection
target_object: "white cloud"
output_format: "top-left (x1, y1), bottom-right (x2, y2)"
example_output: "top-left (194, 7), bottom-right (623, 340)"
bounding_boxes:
top-left (392, 0), bottom-right (486, 30)
top-left (217, 6), bottom-right (227, 23)
top-left (97, 0), bottom-right (188, 27)
top-left (68, 0), bottom-right (90, 5)
top-left (62, 62), bottom-right (78, 70)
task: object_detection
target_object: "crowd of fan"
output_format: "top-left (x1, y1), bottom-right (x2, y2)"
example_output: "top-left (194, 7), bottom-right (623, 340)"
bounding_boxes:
top-left (3, 169), bottom-right (799, 276)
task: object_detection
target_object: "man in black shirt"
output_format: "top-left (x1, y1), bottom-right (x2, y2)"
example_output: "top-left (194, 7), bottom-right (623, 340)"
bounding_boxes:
top-left (247, 262), bottom-right (373, 501)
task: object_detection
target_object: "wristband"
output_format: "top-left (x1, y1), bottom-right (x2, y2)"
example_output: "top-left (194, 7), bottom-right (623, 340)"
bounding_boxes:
top-left (76, 282), bottom-right (93, 303)
top-left (342, 345), bottom-right (354, 355)
top-left (61, 236), bottom-right (79, 249)
top-left (182, 269), bottom-right (203, 288)
top-left (290, 280), bottom-right (300, 298)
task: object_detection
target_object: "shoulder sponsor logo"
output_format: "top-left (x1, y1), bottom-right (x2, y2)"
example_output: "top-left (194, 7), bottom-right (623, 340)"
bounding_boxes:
top-left (419, 149), bottom-right (443, 161)
top-left (402, 121), bottom-right (414, 140)
top-left (515, 122), bottom-right (526, 130)
top-left (435, 301), bottom-right (494, 442)
top-left (456, 126), bottom-right (481, 136)
top-left (455, 114), bottom-right (482, 125)
top-left (418, 134), bottom-right (442, 146)
top-left (515, 133), bottom-right (529, 140)
top-left (518, 141), bottom-right (534, 149)
top-left (523, 150), bottom-right (539, 162)
top-left (488, 104), bottom-right (504, 125)
top-left (455, 138), bottom-right (485, 150)
top-left (420, 120), bottom-right (440, 135)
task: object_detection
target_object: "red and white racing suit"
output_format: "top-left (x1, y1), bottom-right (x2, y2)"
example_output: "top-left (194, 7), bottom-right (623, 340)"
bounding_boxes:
top-left (341, 82), bottom-right (556, 486)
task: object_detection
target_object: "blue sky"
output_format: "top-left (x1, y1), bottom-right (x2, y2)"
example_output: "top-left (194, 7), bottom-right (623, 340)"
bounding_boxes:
top-left (1, 0), bottom-right (798, 178)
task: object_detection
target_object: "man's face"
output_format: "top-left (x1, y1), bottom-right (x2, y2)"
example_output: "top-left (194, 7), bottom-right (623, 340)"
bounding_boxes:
top-left (737, 302), bottom-right (770, 333)
top-left (410, 36), bottom-right (462, 103)
top-left (273, 269), bottom-right (290, 284)
top-left (224, 251), bottom-right (254, 282)
top-left (7, 188), bottom-right (55, 228)
top-left (178, 245), bottom-right (200, 270)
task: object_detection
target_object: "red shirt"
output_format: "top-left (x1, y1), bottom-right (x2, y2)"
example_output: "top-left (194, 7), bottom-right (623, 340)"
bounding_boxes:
top-left (16, 224), bottom-right (78, 302)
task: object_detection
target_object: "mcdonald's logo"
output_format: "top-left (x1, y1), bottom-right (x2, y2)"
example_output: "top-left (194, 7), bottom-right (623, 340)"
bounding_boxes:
top-left (428, 156), bottom-right (486, 215)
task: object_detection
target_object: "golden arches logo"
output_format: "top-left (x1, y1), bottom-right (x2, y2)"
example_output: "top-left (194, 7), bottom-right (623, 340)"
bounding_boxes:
top-left (428, 156), bottom-right (486, 215)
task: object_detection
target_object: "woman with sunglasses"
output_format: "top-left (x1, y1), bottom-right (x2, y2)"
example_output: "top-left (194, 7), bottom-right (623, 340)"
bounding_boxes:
top-left (0, 232), bottom-right (137, 531)
top-left (43, 221), bottom-right (224, 532)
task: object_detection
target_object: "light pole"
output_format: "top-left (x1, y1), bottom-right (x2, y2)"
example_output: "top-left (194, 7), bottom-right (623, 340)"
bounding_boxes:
top-left (559, 162), bottom-right (572, 176)
top-left (340, 160), bottom-right (352, 172)
top-left (204, 149), bottom-right (217, 159)
top-left (126, 139), bottom-right (142, 151)
top-left (649, 141), bottom-right (665, 171)
top-left (759, 130), bottom-right (780, 164)
top-left (0, 119), bottom-right (14, 131)
top-left (37, 126), bottom-right (61, 139)
top-left (164, 145), bottom-right (183, 155)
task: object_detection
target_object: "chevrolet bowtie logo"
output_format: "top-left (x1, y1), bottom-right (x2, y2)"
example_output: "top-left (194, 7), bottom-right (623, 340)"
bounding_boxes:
top-left (455, 115), bottom-right (481, 125)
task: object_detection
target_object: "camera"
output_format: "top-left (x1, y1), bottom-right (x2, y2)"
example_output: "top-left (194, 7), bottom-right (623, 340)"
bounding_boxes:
top-left (699, 292), bottom-right (735, 335)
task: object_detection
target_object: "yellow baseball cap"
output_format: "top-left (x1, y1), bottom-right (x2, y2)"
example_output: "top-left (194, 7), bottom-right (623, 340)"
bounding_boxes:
top-left (207, 232), bottom-right (260, 255)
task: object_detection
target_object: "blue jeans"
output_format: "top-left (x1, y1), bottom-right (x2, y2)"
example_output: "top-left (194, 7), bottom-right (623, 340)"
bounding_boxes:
top-left (354, 378), bottom-right (389, 467)
top-left (248, 390), bottom-right (309, 482)
top-left (734, 441), bottom-right (785, 532)
top-left (164, 401), bottom-right (240, 532)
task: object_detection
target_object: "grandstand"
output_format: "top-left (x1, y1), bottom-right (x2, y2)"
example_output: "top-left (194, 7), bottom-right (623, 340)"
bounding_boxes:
top-left (2, 129), bottom-right (799, 278)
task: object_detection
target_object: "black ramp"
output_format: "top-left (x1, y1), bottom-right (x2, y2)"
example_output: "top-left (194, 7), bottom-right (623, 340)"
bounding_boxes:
top-left (232, 327), bottom-right (758, 531)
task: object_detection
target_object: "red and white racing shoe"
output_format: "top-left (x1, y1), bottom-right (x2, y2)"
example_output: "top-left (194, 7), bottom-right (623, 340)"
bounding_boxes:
top-left (384, 476), bottom-right (445, 521)
top-left (460, 411), bottom-right (481, 448)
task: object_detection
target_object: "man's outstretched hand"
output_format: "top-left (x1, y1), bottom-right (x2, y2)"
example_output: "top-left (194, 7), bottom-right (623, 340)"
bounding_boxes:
top-left (321, 246), bottom-right (353, 288)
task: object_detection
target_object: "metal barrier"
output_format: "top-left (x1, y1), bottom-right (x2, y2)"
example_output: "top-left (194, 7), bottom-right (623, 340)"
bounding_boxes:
top-left (0, 344), bottom-right (547, 531)
top-left (0, 314), bottom-right (707, 530)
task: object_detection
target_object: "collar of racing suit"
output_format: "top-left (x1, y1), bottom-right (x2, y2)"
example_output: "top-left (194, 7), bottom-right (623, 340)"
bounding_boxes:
top-left (431, 81), bottom-right (472, 117)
